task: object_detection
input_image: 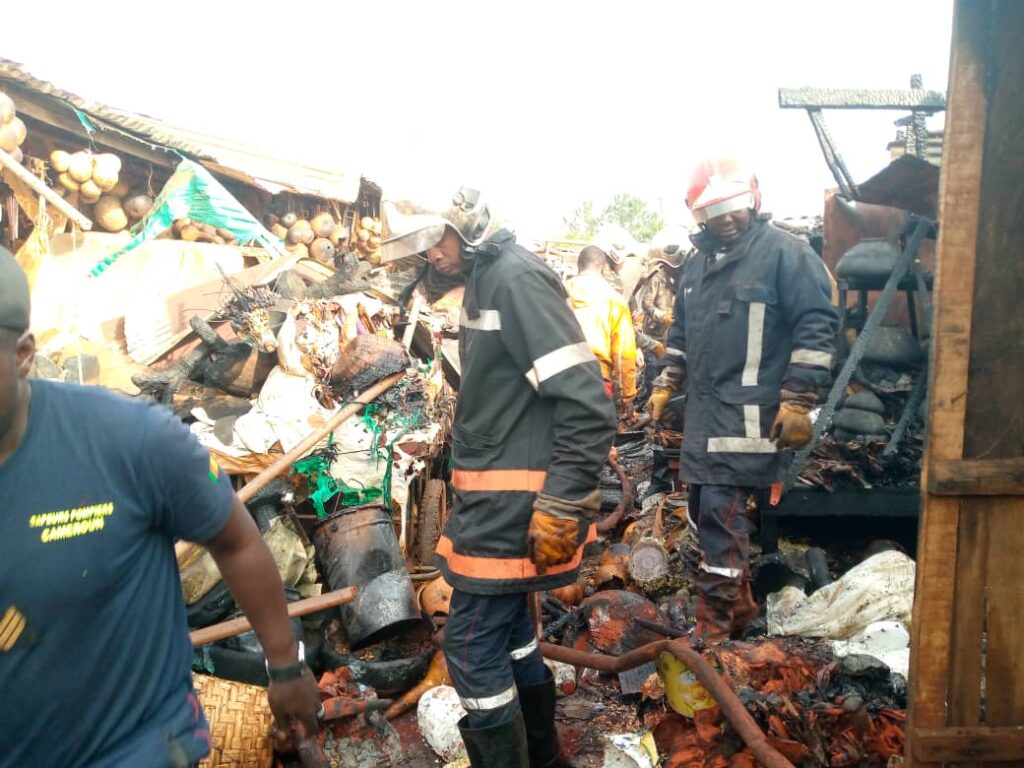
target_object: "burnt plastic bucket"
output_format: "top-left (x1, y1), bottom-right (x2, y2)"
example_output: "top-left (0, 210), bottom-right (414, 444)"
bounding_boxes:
top-left (312, 504), bottom-right (420, 649)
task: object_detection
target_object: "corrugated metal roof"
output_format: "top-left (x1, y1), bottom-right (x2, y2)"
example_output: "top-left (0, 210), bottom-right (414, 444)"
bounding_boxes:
top-left (0, 57), bottom-right (374, 203)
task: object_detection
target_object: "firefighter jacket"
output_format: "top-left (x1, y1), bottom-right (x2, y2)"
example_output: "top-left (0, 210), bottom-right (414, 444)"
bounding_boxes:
top-left (436, 230), bottom-right (617, 595)
top-left (634, 263), bottom-right (681, 340)
top-left (662, 218), bottom-right (838, 487)
top-left (564, 272), bottom-right (639, 402)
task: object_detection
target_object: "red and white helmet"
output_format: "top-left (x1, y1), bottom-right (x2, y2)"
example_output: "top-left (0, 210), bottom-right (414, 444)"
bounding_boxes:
top-left (685, 157), bottom-right (761, 224)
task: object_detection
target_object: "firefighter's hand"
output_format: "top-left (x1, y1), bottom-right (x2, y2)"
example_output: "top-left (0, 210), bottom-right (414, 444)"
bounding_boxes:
top-left (769, 401), bottom-right (813, 449)
top-left (268, 669), bottom-right (321, 743)
top-left (662, 309), bottom-right (674, 325)
top-left (528, 509), bottom-right (580, 574)
top-left (647, 385), bottom-right (674, 424)
top-left (652, 341), bottom-right (667, 357)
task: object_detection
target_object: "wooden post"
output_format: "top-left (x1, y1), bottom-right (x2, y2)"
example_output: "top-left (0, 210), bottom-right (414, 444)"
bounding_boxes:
top-left (906, 2), bottom-right (1024, 766)
top-left (189, 586), bottom-right (357, 646)
top-left (0, 148), bottom-right (92, 230)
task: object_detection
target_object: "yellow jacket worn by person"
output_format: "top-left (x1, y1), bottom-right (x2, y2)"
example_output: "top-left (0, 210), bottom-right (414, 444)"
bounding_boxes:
top-left (565, 271), bottom-right (639, 402)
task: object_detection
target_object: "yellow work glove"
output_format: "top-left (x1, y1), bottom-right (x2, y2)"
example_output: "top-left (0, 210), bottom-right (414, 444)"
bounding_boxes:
top-left (527, 509), bottom-right (580, 574)
top-left (647, 385), bottom-right (675, 424)
top-left (652, 341), bottom-right (667, 358)
top-left (769, 401), bottom-right (813, 449)
top-left (662, 309), bottom-right (674, 325)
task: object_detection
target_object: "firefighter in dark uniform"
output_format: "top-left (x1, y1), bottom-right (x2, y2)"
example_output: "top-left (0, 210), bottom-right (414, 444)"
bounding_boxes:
top-left (382, 189), bottom-right (616, 767)
top-left (648, 158), bottom-right (838, 644)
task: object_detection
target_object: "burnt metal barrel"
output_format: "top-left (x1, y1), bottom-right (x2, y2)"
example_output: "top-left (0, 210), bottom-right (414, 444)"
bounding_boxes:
top-left (312, 504), bottom-right (420, 648)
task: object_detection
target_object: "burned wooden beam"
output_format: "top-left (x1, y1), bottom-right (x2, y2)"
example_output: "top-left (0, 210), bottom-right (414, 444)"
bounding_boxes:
top-left (779, 87), bottom-right (946, 111)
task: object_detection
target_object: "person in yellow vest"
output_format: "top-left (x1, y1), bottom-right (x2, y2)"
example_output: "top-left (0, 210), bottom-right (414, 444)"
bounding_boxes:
top-left (565, 245), bottom-right (639, 420)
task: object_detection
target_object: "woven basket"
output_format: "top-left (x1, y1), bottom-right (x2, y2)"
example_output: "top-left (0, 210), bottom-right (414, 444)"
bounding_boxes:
top-left (193, 674), bottom-right (274, 768)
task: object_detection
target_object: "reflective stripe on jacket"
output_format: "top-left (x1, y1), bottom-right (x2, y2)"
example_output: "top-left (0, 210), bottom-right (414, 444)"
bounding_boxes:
top-left (564, 272), bottom-right (639, 402)
top-left (436, 231), bottom-right (617, 595)
top-left (663, 219), bottom-right (838, 487)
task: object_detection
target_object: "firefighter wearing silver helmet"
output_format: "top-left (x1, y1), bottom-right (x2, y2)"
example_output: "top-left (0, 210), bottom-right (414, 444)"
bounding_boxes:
top-left (385, 188), bottom-right (615, 767)
top-left (650, 158), bottom-right (838, 644)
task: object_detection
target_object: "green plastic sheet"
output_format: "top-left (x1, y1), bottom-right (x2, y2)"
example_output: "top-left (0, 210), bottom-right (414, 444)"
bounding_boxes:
top-left (89, 158), bottom-right (286, 277)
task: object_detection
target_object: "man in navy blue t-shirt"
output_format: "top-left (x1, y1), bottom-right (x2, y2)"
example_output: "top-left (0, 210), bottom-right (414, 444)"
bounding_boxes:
top-left (0, 248), bottom-right (321, 767)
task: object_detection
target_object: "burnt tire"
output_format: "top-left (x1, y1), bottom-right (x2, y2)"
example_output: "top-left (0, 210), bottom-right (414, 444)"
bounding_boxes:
top-left (415, 479), bottom-right (447, 568)
top-left (197, 632), bottom-right (322, 687)
top-left (320, 643), bottom-right (434, 698)
top-left (186, 581), bottom-right (236, 629)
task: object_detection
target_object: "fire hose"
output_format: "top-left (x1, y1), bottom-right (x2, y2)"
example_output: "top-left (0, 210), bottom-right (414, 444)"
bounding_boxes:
top-left (540, 639), bottom-right (795, 768)
top-left (596, 453), bottom-right (633, 533)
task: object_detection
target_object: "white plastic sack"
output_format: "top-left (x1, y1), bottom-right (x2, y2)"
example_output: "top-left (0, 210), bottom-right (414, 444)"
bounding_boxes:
top-left (767, 550), bottom-right (915, 640)
top-left (417, 685), bottom-right (468, 763)
top-left (602, 732), bottom-right (659, 768)
top-left (832, 620), bottom-right (911, 677)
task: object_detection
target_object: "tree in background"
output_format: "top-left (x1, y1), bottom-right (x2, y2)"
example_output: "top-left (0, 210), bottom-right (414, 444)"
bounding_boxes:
top-left (563, 193), bottom-right (664, 243)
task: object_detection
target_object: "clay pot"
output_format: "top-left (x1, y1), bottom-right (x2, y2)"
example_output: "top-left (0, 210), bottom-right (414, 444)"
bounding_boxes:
top-left (833, 407), bottom-right (886, 436)
top-left (835, 238), bottom-right (900, 281)
top-left (310, 211), bottom-right (335, 238)
top-left (123, 191), bottom-right (154, 222)
top-left (94, 196), bottom-right (128, 232)
top-left (862, 325), bottom-right (924, 368)
top-left (419, 575), bottom-right (454, 618)
top-left (550, 579), bottom-right (585, 606)
top-left (309, 237), bottom-right (336, 264)
top-left (844, 389), bottom-right (884, 414)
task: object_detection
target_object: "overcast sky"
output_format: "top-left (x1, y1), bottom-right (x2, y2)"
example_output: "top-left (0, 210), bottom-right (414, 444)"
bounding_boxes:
top-left (1, 0), bottom-right (953, 239)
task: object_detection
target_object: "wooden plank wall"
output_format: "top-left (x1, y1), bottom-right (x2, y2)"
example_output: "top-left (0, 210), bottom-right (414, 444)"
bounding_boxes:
top-left (905, 1), bottom-right (1024, 766)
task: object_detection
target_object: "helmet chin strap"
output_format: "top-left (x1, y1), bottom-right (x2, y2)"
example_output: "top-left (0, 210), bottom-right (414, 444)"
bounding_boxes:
top-left (464, 239), bottom-right (502, 260)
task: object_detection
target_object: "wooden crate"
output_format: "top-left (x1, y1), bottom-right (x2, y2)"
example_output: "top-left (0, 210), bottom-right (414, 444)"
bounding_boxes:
top-left (904, 2), bottom-right (1024, 765)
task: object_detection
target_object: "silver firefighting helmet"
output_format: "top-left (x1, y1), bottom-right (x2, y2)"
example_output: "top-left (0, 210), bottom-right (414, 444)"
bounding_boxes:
top-left (591, 223), bottom-right (641, 266)
top-left (380, 186), bottom-right (497, 264)
top-left (647, 224), bottom-right (692, 268)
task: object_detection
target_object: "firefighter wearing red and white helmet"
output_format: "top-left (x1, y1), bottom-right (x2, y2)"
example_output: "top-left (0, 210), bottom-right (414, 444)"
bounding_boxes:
top-left (648, 157), bottom-right (839, 644)
top-left (685, 157), bottom-right (762, 225)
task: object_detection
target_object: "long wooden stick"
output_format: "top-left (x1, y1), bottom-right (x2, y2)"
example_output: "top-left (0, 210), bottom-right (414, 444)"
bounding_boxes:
top-left (190, 586), bottom-right (358, 646)
top-left (0, 147), bottom-right (93, 230)
top-left (237, 370), bottom-right (406, 504)
top-left (175, 371), bottom-right (406, 565)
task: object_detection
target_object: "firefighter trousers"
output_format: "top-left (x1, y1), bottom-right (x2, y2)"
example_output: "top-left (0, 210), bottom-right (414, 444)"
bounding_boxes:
top-left (444, 590), bottom-right (548, 729)
top-left (689, 484), bottom-right (756, 581)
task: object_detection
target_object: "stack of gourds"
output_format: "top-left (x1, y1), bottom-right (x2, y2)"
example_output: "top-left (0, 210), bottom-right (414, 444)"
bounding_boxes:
top-left (353, 216), bottom-right (383, 264)
top-left (0, 93), bottom-right (27, 162)
top-left (266, 210), bottom-right (348, 265)
top-left (50, 150), bottom-right (121, 204)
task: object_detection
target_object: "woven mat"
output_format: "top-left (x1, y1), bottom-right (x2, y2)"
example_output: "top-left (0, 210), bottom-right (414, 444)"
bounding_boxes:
top-left (193, 675), bottom-right (274, 768)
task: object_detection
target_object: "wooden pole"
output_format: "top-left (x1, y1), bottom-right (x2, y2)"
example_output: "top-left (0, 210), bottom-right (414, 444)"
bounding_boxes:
top-left (190, 586), bottom-right (358, 646)
top-left (0, 147), bottom-right (93, 230)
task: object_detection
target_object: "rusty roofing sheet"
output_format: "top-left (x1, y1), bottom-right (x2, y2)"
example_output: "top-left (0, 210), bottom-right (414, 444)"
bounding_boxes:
top-left (853, 154), bottom-right (940, 219)
top-left (0, 57), bottom-right (373, 203)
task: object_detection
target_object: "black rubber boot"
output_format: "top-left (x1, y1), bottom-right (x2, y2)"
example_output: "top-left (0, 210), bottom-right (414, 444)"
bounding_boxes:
top-left (458, 710), bottom-right (530, 768)
top-left (517, 670), bottom-right (569, 767)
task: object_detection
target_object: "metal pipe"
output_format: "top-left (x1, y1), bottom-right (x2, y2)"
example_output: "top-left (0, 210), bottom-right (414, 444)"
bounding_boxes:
top-left (540, 640), bottom-right (795, 768)
top-left (0, 148), bottom-right (93, 230)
